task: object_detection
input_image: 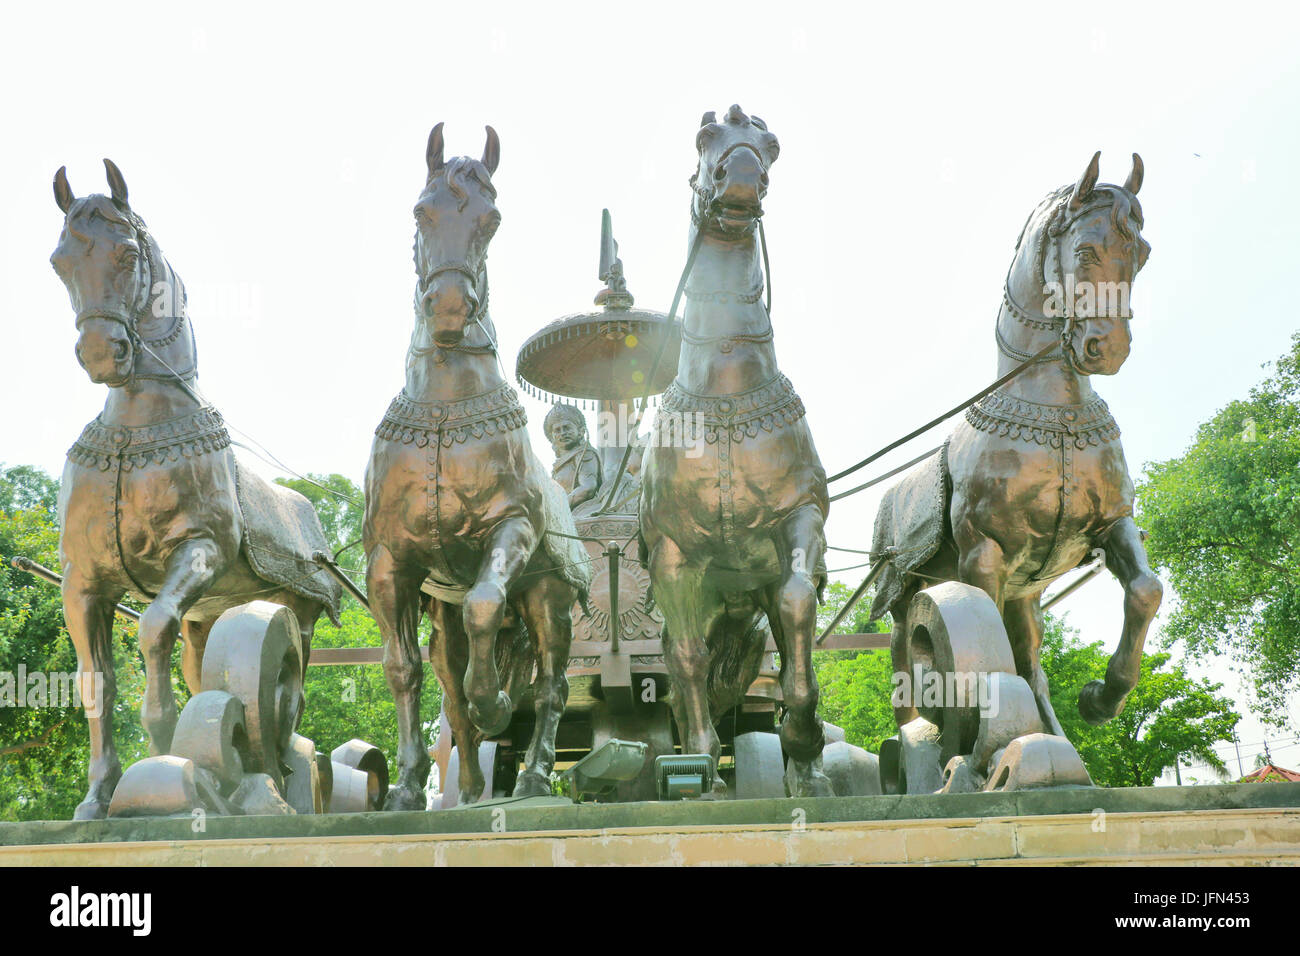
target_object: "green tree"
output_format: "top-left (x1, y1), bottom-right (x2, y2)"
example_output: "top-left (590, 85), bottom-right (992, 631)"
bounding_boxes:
top-left (813, 580), bottom-right (895, 752)
top-left (274, 473), bottom-right (442, 780)
top-left (1039, 615), bottom-right (1241, 787)
top-left (0, 464), bottom-right (149, 821)
top-left (1137, 332), bottom-right (1300, 727)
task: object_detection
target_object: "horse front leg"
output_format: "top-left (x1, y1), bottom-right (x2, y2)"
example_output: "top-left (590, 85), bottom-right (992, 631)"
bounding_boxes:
top-left (139, 538), bottom-right (223, 755)
top-left (368, 544), bottom-right (429, 810)
top-left (462, 517), bottom-right (534, 737)
top-left (1078, 517), bottom-right (1162, 724)
top-left (651, 537), bottom-right (727, 796)
top-left (769, 503), bottom-right (832, 798)
top-left (514, 574), bottom-right (575, 796)
top-left (62, 564), bottom-right (122, 820)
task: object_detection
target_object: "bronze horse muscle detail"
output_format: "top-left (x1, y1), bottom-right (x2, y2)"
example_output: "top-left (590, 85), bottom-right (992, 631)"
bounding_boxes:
top-left (641, 106), bottom-right (833, 797)
top-left (364, 125), bottom-right (591, 809)
top-left (872, 151), bottom-right (1160, 736)
top-left (49, 161), bottom-right (340, 819)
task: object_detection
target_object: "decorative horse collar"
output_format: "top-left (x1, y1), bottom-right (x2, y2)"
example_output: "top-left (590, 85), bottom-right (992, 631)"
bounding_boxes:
top-left (965, 387), bottom-right (1120, 449)
top-left (658, 372), bottom-right (804, 445)
top-left (376, 380), bottom-right (527, 448)
top-left (68, 406), bottom-right (230, 472)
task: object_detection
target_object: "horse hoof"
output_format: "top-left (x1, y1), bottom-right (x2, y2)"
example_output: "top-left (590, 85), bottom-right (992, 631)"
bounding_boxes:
top-left (512, 771), bottom-right (552, 798)
top-left (1077, 679), bottom-right (1114, 726)
top-left (74, 797), bottom-right (109, 821)
top-left (787, 767), bottom-right (834, 799)
top-left (383, 786), bottom-right (427, 812)
top-left (468, 691), bottom-right (513, 737)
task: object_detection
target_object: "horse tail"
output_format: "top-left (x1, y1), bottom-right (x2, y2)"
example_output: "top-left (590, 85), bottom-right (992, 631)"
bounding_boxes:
top-left (495, 613), bottom-right (536, 704)
top-left (705, 600), bottom-right (769, 717)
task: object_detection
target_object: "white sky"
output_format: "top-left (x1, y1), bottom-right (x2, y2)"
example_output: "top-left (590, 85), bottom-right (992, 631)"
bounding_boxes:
top-left (3, 1), bottom-right (1298, 776)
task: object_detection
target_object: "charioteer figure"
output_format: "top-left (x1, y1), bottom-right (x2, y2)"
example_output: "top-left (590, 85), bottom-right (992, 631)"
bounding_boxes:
top-left (545, 404), bottom-right (602, 512)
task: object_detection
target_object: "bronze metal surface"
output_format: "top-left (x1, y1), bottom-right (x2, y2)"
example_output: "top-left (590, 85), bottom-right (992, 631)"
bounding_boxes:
top-left (363, 125), bottom-right (592, 809)
top-left (639, 105), bottom-right (833, 798)
top-left (873, 152), bottom-right (1161, 738)
top-left (48, 161), bottom-right (338, 819)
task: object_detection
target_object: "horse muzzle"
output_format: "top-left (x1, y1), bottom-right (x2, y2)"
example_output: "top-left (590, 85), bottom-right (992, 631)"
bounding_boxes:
top-left (1067, 316), bottom-right (1132, 376)
top-left (75, 315), bottom-right (134, 386)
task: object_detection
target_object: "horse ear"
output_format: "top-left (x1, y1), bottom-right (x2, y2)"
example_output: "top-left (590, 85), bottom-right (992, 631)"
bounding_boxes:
top-left (700, 111), bottom-right (716, 127)
top-left (481, 125), bottom-right (500, 176)
top-left (1124, 153), bottom-right (1144, 195)
top-left (426, 123), bottom-right (445, 179)
top-left (103, 158), bottom-right (129, 208)
top-left (1069, 151), bottom-right (1101, 210)
top-left (53, 166), bottom-right (74, 213)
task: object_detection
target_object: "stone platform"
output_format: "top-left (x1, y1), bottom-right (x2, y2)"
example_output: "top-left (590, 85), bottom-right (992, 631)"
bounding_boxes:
top-left (2, 783), bottom-right (1297, 866)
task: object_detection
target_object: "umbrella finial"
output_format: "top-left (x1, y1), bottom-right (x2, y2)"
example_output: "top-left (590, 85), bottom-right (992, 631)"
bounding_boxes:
top-left (595, 208), bottom-right (634, 310)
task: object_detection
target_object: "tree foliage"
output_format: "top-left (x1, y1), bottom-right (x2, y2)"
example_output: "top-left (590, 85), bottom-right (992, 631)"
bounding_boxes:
top-left (1137, 332), bottom-right (1300, 726)
top-left (1038, 615), bottom-right (1240, 787)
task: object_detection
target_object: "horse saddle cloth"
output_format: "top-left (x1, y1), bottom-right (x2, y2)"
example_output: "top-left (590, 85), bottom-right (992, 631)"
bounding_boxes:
top-left (235, 461), bottom-right (342, 624)
top-left (868, 442), bottom-right (950, 623)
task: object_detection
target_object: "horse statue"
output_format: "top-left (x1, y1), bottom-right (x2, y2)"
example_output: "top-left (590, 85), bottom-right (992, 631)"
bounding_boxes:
top-left (49, 160), bottom-right (341, 819)
top-left (870, 151), bottom-right (1160, 737)
top-left (640, 105), bottom-right (833, 797)
top-left (364, 124), bottom-right (591, 809)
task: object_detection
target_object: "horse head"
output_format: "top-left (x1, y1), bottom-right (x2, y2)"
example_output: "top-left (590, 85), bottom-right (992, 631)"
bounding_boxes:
top-left (691, 104), bottom-right (780, 237)
top-left (1006, 152), bottom-right (1150, 376)
top-left (50, 160), bottom-right (192, 387)
top-left (412, 123), bottom-right (501, 348)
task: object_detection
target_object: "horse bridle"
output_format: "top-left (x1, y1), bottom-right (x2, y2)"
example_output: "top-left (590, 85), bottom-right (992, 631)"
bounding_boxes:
top-left (999, 195), bottom-right (1136, 373)
top-left (74, 212), bottom-right (195, 384)
top-left (681, 139), bottom-right (775, 345)
top-left (411, 258), bottom-right (498, 357)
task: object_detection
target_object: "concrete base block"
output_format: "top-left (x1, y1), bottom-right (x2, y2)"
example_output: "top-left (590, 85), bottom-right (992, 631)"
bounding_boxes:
top-left (971, 673), bottom-right (1045, 775)
top-left (108, 755), bottom-right (230, 818)
top-left (899, 717), bottom-right (944, 795)
top-left (232, 773), bottom-right (295, 816)
top-left (283, 733), bottom-right (322, 814)
top-left (940, 755), bottom-right (983, 794)
top-left (733, 732), bottom-right (786, 800)
top-left (822, 741), bottom-right (881, 797)
top-left (984, 733), bottom-right (1093, 792)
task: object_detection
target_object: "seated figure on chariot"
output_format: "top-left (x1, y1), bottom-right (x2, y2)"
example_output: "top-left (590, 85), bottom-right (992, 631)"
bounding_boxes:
top-left (546, 403), bottom-right (602, 511)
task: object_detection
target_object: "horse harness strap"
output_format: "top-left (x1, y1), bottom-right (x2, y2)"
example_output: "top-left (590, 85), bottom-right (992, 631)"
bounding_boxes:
top-left (375, 382), bottom-right (528, 580)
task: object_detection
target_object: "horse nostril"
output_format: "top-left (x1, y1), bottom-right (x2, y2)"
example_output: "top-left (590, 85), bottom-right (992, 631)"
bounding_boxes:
top-left (1085, 338), bottom-right (1103, 359)
top-left (422, 294), bottom-right (436, 318)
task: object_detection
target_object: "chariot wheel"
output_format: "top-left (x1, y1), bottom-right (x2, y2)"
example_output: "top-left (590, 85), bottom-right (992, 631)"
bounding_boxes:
top-left (199, 600), bottom-right (304, 790)
top-left (898, 582), bottom-right (1017, 770)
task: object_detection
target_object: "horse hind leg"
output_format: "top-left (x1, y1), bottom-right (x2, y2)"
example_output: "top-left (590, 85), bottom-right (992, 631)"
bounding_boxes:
top-left (181, 618), bottom-right (212, 696)
top-left (1003, 596), bottom-right (1065, 736)
top-left (513, 575), bottom-right (575, 797)
top-left (367, 544), bottom-right (429, 810)
top-left (62, 566), bottom-right (123, 820)
top-left (427, 598), bottom-right (487, 805)
top-left (651, 540), bottom-right (727, 796)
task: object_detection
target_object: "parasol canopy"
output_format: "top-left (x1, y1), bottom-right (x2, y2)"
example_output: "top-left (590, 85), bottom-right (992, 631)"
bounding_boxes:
top-left (515, 209), bottom-right (680, 404)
